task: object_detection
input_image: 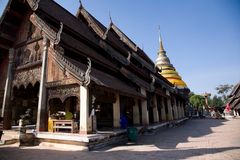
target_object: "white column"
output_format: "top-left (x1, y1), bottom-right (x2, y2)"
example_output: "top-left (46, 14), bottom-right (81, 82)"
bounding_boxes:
top-left (153, 95), bottom-right (159, 123)
top-left (36, 37), bottom-right (49, 132)
top-left (161, 97), bottom-right (166, 121)
top-left (133, 99), bottom-right (140, 125)
top-left (141, 88), bottom-right (149, 125)
top-left (79, 85), bottom-right (91, 134)
top-left (113, 93), bottom-right (120, 128)
top-left (1, 48), bottom-right (14, 129)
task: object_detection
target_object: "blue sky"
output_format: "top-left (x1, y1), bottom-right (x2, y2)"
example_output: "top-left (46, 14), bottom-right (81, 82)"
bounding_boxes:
top-left (0, 0), bottom-right (240, 96)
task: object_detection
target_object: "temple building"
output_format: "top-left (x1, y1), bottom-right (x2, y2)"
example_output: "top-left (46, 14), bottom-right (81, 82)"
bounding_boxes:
top-left (0, 0), bottom-right (189, 147)
top-left (227, 82), bottom-right (240, 116)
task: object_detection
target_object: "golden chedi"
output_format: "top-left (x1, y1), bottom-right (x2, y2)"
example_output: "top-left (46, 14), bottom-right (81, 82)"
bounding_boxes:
top-left (155, 38), bottom-right (187, 88)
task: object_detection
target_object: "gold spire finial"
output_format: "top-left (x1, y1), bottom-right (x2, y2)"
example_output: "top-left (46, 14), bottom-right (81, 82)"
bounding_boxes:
top-left (79, 0), bottom-right (83, 8)
top-left (158, 25), bottom-right (165, 52)
top-left (109, 10), bottom-right (113, 24)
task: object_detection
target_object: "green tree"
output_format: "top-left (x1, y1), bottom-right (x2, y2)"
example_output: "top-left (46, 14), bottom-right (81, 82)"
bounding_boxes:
top-left (215, 84), bottom-right (233, 102)
top-left (189, 94), bottom-right (205, 109)
top-left (210, 95), bottom-right (224, 108)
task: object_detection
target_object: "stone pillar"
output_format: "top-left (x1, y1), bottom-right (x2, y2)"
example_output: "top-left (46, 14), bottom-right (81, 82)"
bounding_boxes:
top-left (160, 97), bottom-right (166, 121)
top-left (140, 88), bottom-right (149, 125)
top-left (113, 93), bottom-right (120, 128)
top-left (133, 99), bottom-right (140, 125)
top-left (1, 48), bottom-right (14, 129)
top-left (79, 85), bottom-right (91, 134)
top-left (153, 95), bottom-right (159, 123)
top-left (36, 37), bottom-right (50, 132)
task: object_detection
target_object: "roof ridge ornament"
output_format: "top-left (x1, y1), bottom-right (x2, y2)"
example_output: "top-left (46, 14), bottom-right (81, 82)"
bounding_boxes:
top-left (79, 0), bottom-right (83, 8)
top-left (109, 10), bottom-right (113, 25)
top-left (83, 57), bottom-right (91, 86)
top-left (27, 0), bottom-right (40, 11)
top-left (55, 22), bottom-right (63, 44)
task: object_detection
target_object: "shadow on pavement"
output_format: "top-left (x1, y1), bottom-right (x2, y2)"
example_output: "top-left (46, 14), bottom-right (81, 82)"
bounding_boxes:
top-left (1, 119), bottom-right (237, 160)
top-left (135, 119), bottom-right (228, 149)
top-left (0, 145), bottom-right (240, 160)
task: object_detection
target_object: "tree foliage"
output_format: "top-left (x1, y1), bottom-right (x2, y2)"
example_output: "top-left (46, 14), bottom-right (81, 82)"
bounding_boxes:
top-left (189, 94), bottom-right (205, 109)
top-left (209, 95), bottom-right (224, 108)
top-left (215, 84), bottom-right (233, 102)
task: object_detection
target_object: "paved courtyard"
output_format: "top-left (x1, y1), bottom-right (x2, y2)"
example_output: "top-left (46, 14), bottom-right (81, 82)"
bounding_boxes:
top-left (0, 118), bottom-right (240, 160)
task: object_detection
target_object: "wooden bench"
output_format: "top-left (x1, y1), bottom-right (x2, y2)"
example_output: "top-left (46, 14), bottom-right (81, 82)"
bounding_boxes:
top-left (52, 120), bottom-right (74, 133)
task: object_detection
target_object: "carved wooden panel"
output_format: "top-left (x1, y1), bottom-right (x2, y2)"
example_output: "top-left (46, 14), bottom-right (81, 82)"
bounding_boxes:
top-left (15, 41), bottom-right (42, 68)
top-left (48, 85), bottom-right (80, 103)
top-left (12, 66), bottom-right (41, 88)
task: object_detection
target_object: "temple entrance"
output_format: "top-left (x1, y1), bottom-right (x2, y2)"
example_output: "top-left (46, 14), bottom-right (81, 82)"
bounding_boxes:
top-left (95, 102), bottom-right (113, 129)
top-left (120, 96), bottom-right (134, 126)
top-left (12, 82), bottom-right (40, 126)
top-left (48, 96), bottom-right (79, 133)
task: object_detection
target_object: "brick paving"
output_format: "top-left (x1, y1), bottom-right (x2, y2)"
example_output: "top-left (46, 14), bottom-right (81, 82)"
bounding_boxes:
top-left (0, 118), bottom-right (240, 160)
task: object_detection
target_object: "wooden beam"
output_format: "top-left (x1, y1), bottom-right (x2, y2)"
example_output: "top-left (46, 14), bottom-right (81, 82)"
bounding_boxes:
top-left (9, 10), bottom-right (24, 20)
top-left (0, 43), bottom-right (11, 50)
top-left (2, 21), bottom-right (18, 31)
top-left (120, 67), bottom-right (150, 91)
top-left (0, 32), bottom-right (15, 42)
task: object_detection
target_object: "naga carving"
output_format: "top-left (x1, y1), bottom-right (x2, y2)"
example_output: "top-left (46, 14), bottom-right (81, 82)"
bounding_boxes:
top-left (53, 47), bottom-right (92, 86)
top-left (150, 75), bottom-right (156, 92)
top-left (83, 57), bottom-right (91, 86)
top-left (30, 13), bottom-right (63, 45)
top-left (27, 0), bottom-right (40, 11)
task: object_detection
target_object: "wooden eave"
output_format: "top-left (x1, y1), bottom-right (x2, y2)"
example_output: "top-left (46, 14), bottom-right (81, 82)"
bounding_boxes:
top-left (111, 24), bottom-right (154, 65)
top-left (0, 0), bottom-right (28, 50)
top-left (60, 32), bottom-right (120, 72)
top-left (104, 27), bottom-right (130, 57)
top-left (76, 6), bottom-right (106, 38)
top-left (120, 67), bottom-right (151, 91)
top-left (136, 46), bottom-right (155, 65)
top-left (64, 54), bottom-right (145, 99)
top-left (36, 0), bottom-right (99, 46)
top-left (111, 24), bottom-right (137, 52)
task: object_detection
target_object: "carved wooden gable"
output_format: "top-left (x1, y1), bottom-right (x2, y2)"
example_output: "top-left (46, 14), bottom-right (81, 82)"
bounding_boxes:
top-left (47, 46), bottom-right (79, 85)
top-left (12, 13), bottom-right (43, 89)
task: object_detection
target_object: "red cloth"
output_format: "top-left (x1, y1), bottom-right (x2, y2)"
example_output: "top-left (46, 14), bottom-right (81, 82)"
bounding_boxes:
top-left (225, 103), bottom-right (231, 112)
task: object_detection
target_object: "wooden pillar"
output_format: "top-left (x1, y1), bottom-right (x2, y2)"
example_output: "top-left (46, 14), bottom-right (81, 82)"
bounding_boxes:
top-left (36, 37), bottom-right (49, 132)
top-left (167, 98), bottom-right (173, 121)
top-left (113, 93), bottom-right (120, 128)
top-left (153, 95), bottom-right (159, 123)
top-left (133, 99), bottom-right (140, 125)
top-left (1, 48), bottom-right (14, 129)
top-left (79, 85), bottom-right (92, 134)
top-left (141, 88), bottom-right (149, 125)
top-left (181, 102), bottom-right (185, 118)
top-left (174, 97), bottom-right (179, 119)
top-left (160, 97), bottom-right (166, 121)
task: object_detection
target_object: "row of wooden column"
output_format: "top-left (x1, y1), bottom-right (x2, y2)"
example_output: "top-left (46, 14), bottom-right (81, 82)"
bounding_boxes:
top-left (110, 88), bottom-right (186, 130)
